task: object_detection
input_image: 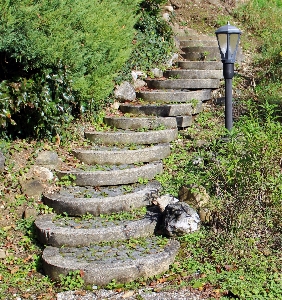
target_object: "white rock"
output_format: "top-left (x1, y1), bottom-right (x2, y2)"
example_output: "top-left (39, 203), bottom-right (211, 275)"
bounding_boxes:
top-left (150, 68), bottom-right (163, 78)
top-left (164, 5), bottom-right (174, 12)
top-left (163, 202), bottom-right (200, 236)
top-left (152, 194), bottom-right (179, 212)
top-left (162, 13), bottom-right (170, 22)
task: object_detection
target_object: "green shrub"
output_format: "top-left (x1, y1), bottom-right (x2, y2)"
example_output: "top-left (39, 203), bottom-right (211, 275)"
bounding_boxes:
top-left (116, 0), bottom-right (174, 83)
top-left (0, 0), bottom-right (140, 138)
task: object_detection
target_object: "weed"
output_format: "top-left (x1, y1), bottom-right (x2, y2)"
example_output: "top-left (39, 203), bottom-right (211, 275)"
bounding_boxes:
top-left (59, 270), bottom-right (85, 291)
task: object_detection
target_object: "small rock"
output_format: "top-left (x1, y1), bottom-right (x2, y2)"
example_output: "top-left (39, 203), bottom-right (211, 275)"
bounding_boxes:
top-left (0, 151), bottom-right (5, 172)
top-left (33, 166), bottom-right (54, 181)
top-left (133, 79), bottom-right (146, 90)
top-left (111, 101), bottom-right (120, 110)
top-left (163, 202), bottom-right (200, 237)
top-left (166, 53), bottom-right (178, 67)
top-left (35, 151), bottom-right (59, 169)
top-left (131, 71), bottom-right (146, 81)
top-left (162, 12), bottom-right (170, 22)
top-left (152, 194), bottom-right (179, 212)
top-left (0, 249), bottom-right (6, 259)
top-left (150, 68), bottom-right (163, 78)
top-left (164, 5), bottom-right (174, 12)
top-left (114, 81), bottom-right (136, 101)
top-left (23, 207), bottom-right (38, 219)
top-left (21, 179), bottom-right (45, 200)
top-left (178, 185), bottom-right (210, 209)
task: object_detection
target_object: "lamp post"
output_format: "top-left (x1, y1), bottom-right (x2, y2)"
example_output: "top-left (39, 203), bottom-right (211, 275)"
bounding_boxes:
top-left (215, 22), bottom-right (241, 131)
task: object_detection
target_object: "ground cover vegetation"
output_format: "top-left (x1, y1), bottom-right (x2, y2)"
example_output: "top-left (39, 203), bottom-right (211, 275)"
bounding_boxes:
top-left (1, 0), bottom-right (282, 299)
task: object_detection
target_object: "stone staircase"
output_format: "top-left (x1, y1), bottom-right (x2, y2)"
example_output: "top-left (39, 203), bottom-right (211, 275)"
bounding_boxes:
top-left (34, 28), bottom-right (223, 287)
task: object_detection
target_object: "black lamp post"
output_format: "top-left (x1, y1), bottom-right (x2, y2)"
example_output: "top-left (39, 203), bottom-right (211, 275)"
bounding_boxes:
top-left (215, 22), bottom-right (241, 131)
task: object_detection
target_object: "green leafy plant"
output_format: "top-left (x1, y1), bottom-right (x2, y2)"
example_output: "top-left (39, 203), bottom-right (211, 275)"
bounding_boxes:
top-left (59, 270), bottom-right (85, 291)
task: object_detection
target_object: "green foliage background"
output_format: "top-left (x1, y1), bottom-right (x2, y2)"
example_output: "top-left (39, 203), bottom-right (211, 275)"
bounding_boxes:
top-left (0, 0), bottom-right (141, 138)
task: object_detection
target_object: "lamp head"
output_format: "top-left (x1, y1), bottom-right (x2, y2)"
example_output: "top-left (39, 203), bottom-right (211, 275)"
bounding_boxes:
top-left (215, 22), bottom-right (241, 63)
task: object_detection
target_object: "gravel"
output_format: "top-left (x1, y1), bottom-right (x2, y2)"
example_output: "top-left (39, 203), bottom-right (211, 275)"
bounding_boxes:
top-left (57, 288), bottom-right (203, 300)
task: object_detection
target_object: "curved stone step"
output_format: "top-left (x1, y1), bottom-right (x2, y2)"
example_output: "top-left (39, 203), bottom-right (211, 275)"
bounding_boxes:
top-left (177, 61), bottom-right (222, 70)
top-left (85, 128), bottom-right (178, 145)
top-left (137, 89), bottom-right (211, 103)
top-left (42, 238), bottom-right (180, 286)
top-left (72, 144), bottom-right (171, 165)
top-left (181, 49), bottom-right (220, 61)
top-left (35, 210), bottom-right (160, 247)
top-left (176, 34), bottom-right (215, 41)
top-left (164, 69), bottom-right (222, 79)
top-left (56, 161), bottom-right (163, 186)
top-left (43, 181), bottom-right (161, 216)
top-left (119, 102), bottom-right (202, 117)
top-left (180, 40), bottom-right (218, 47)
top-left (146, 79), bottom-right (220, 90)
top-left (104, 116), bottom-right (177, 130)
top-left (182, 46), bottom-right (219, 54)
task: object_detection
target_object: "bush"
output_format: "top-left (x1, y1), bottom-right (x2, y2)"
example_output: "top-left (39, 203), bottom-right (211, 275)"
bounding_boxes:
top-left (0, 0), bottom-right (140, 138)
top-left (116, 0), bottom-right (174, 83)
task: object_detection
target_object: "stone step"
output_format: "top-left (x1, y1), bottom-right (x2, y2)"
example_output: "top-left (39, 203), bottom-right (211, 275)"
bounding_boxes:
top-left (72, 144), bottom-right (171, 165)
top-left (56, 161), bottom-right (163, 186)
top-left (180, 40), bottom-right (218, 47)
top-left (176, 34), bottom-right (215, 41)
top-left (104, 116), bottom-right (177, 130)
top-left (146, 78), bottom-right (220, 90)
top-left (84, 128), bottom-right (178, 145)
top-left (164, 69), bottom-right (222, 79)
top-left (35, 209), bottom-right (160, 247)
top-left (43, 181), bottom-right (161, 216)
top-left (119, 102), bottom-right (202, 117)
top-left (42, 237), bottom-right (180, 286)
top-left (177, 61), bottom-right (222, 70)
top-left (137, 89), bottom-right (211, 103)
top-left (181, 47), bottom-right (220, 61)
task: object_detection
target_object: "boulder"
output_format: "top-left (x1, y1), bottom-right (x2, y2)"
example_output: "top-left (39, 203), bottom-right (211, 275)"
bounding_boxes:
top-left (114, 81), bottom-right (136, 101)
top-left (163, 202), bottom-right (200, 236)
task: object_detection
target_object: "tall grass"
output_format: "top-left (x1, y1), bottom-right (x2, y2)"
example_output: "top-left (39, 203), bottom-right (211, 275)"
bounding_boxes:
top-left (235, 0), bottom-right (282, 103)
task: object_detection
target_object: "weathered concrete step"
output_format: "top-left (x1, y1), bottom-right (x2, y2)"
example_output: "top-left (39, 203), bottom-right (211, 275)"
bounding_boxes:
top-left (104, 116), bottom-right (177, 130)
top-left (56, 161), bottom-right (163, 186)
top-left (43, 181), bottom-right (161, 216)
top-left (42, 238), bottom-right (180, 286)
top-left (137, 89), bottom-right (211, 103)
top-left (146, 79), bottom-right (220, 90)
top-left (85, 128), bottom-right (178, 145)
top-left (35, 210), bottom-right (160, 247)
top-left (180, 40), bottom-right (218, 47)
top-left (181, 48), bottom-right (220, 61)
top-left (164, 69), bottom-right (222, 79)
top-left (182, 46), bottom-right (219, 54)
top-left (119, 102), bottom-right (202, 117)
top-left (176, 34), bottom-right (215, 41)
top-left (72, 144), bottom-right (171, 165)
top-left (177, 61), bottom-right (222, 70)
